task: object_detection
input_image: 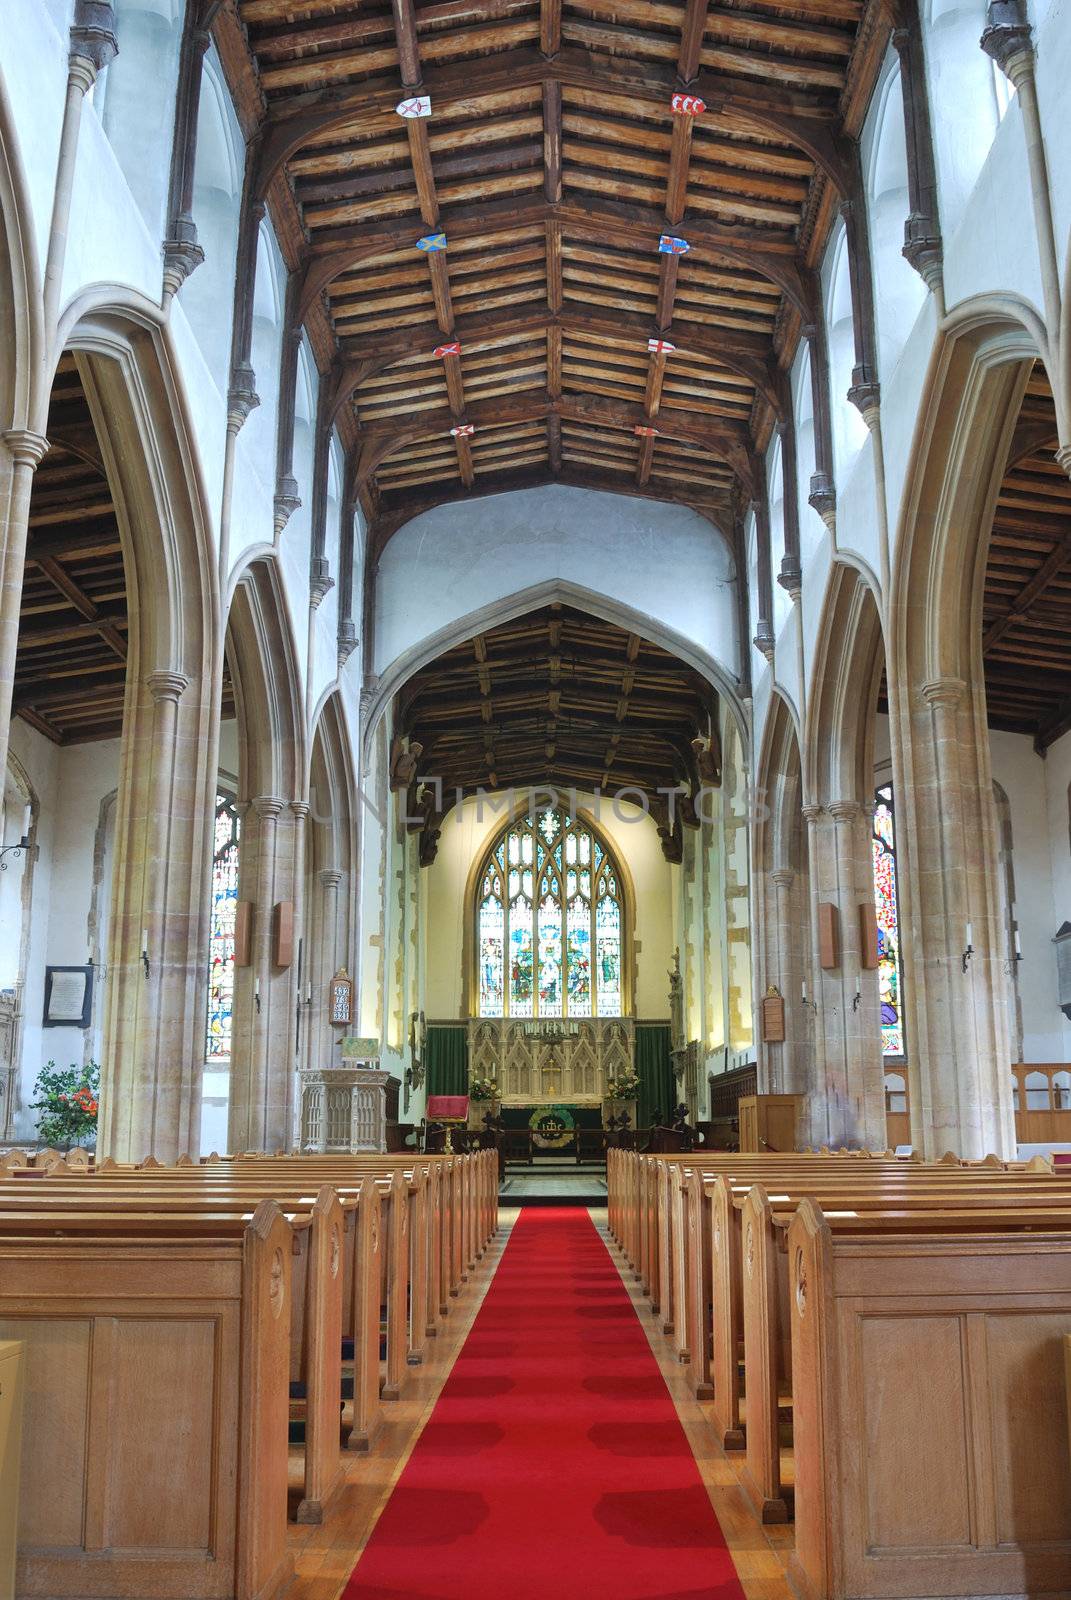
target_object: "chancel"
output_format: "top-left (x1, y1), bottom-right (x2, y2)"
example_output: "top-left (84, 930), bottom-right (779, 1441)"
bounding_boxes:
top-left (2, 2), bottom-right (1071, 1598)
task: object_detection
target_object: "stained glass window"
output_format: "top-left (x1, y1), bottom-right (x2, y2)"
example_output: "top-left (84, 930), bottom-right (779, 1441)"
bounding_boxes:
top-left (872, 784), bottom-right (904, 1058)
top-left (475, 807), bottom-right (626, 1017)
top-left (206, 793), bottom-right (241, 1062)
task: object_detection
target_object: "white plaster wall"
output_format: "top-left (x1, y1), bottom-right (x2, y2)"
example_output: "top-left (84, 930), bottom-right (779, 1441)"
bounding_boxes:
top-left (988, 730), bottom-right (1071, 1062)
top-left (5, 723), bottom-right (121, 1137)
top-left (422, 792), bottom-right (674, 1022)
top-left (873, 714), bottom-right (1071, 1065)
top-left (374, 485), bottom-right (740, 683)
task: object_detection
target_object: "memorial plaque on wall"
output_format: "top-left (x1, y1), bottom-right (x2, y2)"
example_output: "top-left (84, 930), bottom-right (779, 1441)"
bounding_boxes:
top-left (818, 902), bottom-right (839, 970)
top-left (859, 901), bottom-right (880, 969)
top-left (761, 988), bottom-right (785, 1043)
top-left (272, 901), bottom-right (294, 968)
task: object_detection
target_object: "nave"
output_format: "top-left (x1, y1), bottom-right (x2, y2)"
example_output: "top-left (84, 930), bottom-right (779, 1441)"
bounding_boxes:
top-left (5, 1143), bottom-right (1071, 1600)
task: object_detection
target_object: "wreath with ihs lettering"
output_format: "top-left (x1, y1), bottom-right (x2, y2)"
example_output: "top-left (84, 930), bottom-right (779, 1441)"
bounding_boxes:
top-left (529, 1105), bottom-right (576, 1149)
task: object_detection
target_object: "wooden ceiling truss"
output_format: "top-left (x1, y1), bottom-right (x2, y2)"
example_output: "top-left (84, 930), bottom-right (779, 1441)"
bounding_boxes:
top-left (211, 0), bottom-right (902, 658)
top-left (394, 603), bottom-right (720, 860)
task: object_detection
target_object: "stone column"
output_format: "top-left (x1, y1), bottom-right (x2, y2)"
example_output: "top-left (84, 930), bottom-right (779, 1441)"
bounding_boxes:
top-left (802, 803), bottom-right (840, 1147)
top-left (895, 678), bottom-right (1015, 1157)
top-left (98, 667), bottom-right (218, 1162)
top-left (229, 794), bottom-right (283, 1151)
top-left (828, 800), bottom-right (886, 1147)
top-left (766, 866), bottom-right (812, 1098)
top-left (0, 431), bottom-right (50, 786)
top-left (312, 867), bottom-right (344, 1069)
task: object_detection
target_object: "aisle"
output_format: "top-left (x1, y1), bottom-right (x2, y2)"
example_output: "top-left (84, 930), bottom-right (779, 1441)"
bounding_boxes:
top-left (341, 1207), bottom-right (746, 1600)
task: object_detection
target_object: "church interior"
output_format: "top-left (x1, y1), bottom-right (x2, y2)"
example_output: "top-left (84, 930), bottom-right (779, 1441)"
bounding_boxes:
top-left (2, 1), bottom-right (1071, 1597)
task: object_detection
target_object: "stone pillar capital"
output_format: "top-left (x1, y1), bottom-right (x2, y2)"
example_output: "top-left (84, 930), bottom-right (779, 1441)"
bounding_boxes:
top-left (1054, 444), bottom-right (1071, 481)
top-left (3, 429), bottom-right (50, 467)
top-left (808, 471), bottom-right (837, 533)
top-left (147, 669), bottom-right (190, 704)
top-left (770, 868), bottom-right (795, 889)
top-left (981, 1), bottom-right (1034, 86)
top-left (777, 556), bottom-right (803, 602)
top-left (828, 799), bottom-right (863, 824)
top-left (801, 804), bottom-right (824, 825)
top-left (226, 364), bottom-right (260, 435)
top-left (251, 794), bottom-right (286, 820)
top-left (70, 0), bottom-right (118, 81)
top-left (920, 676), bottom-right (967, 711)
top-left (847, 374), bottom-right (881, 429)
top-left (310, 558), bottom-right (335, 608)
top-left (273, 476), bottom-right (301, 536)
top-left (319, 868), bottom-right (344, 888)
top-left (290, 800), bottom-right (310, 821)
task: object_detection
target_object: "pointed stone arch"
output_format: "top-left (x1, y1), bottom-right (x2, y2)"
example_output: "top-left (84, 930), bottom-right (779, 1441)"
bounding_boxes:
top-left (754, 690), bottom-right (813, 1111)
top-left (303, 692), bottom-right (358, 1074)
top-left (52, 310), bottom-right (222, 1162)
top-left (363, 576), bottom-right (749, 764)
top-left (886, 309), bottom-right (1040, 1157)
top-left (804, 563), bottom-right (889, 1147)
top-left (223, 555), bottom-right (306, 1151)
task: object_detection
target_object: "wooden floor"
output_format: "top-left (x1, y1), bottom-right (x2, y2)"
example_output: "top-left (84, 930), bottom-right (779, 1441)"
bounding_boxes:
top-left (286, 1206), bottom-right (793, 1600)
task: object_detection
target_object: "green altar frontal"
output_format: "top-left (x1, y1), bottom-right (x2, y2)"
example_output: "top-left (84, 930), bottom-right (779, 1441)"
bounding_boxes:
top-left (499, 1103), bottom-right (603, 1152)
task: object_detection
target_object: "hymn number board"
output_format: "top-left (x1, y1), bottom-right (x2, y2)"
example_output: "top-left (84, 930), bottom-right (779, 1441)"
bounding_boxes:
top-left (329, 969), bottom-right (352, 1027)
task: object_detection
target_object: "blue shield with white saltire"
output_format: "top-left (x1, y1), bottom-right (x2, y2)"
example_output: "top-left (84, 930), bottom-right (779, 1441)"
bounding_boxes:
top-left (417, 232), bottom-right (447, 252)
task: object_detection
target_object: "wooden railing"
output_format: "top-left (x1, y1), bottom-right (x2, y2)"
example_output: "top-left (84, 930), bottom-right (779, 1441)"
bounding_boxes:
top-left (707, 1063), bottom-right (757, 1123)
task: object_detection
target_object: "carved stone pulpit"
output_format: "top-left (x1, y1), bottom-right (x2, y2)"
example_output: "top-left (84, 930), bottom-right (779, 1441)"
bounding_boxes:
top-left (299, 1037), bottom-right (389, 1153)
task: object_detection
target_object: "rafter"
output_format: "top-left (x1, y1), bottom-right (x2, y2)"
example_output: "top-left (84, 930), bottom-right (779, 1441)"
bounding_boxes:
top-left (327, 308), bottom-right (779, 433)
top-left (298, 194), bottom-right (809, 319)
top-left (255, 44), bottom-right (851, 201)
top-left (356, 389), bottom-right (753, 483)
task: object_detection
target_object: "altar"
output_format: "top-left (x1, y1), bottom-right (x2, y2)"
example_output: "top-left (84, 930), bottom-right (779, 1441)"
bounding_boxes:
top-left (467, 1017), bottom-right (634, 1105)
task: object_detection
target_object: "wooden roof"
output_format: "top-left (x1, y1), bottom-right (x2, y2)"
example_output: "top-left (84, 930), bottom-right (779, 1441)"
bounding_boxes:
top-left (15, 360), bottom-right (235, 748)
top-left (395, 602), bottom-right (720, 858)
top-left (983, 361), bottom-right (1071, 751)
top-left (14, 358), bottom-right (129, 745)
top-left (229, 0), bottom-right (883, 551)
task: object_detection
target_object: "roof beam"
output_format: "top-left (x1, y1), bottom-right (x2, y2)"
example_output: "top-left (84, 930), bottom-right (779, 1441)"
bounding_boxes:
top-left (256, 44), bottom-right (849, 199)
top-left (330, 303), bottom-right (779, 422)
top-left (356, 389), bottom-right (753, 483)
top-left (298, 193), bottom-right (810, 321)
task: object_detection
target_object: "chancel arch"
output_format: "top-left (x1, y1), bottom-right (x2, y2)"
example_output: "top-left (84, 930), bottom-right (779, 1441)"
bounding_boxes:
top-left (384, 595), bottom-right (747, 1134)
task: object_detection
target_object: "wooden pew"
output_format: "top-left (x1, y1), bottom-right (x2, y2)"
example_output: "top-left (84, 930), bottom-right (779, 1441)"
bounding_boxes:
top-left (0, 1202), bottom-right (294, 1600)
top-left (0, 1169), bottom-right (393, 1434)
top-left (788, 1199), bottom-right (1071, 1599)
top-left (739, 1183), bottom-right (1071, 1526)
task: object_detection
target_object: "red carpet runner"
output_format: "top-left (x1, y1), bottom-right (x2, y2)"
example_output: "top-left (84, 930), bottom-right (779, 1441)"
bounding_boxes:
top-left (342, 1206), bottom-right (746, 1600)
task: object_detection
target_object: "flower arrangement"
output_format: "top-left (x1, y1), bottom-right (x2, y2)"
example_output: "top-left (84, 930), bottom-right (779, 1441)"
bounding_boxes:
top-left (606, 1068), bottom-right (641, 1100)
top-left (30, 1060), bottom-right (100, 1148)
top-left (468, 1076), bottom-right (500, 1103)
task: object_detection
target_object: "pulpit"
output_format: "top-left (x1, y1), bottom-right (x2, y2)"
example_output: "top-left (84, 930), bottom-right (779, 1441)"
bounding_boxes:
top-left (298, 1038), bottom-right (390, 1153)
